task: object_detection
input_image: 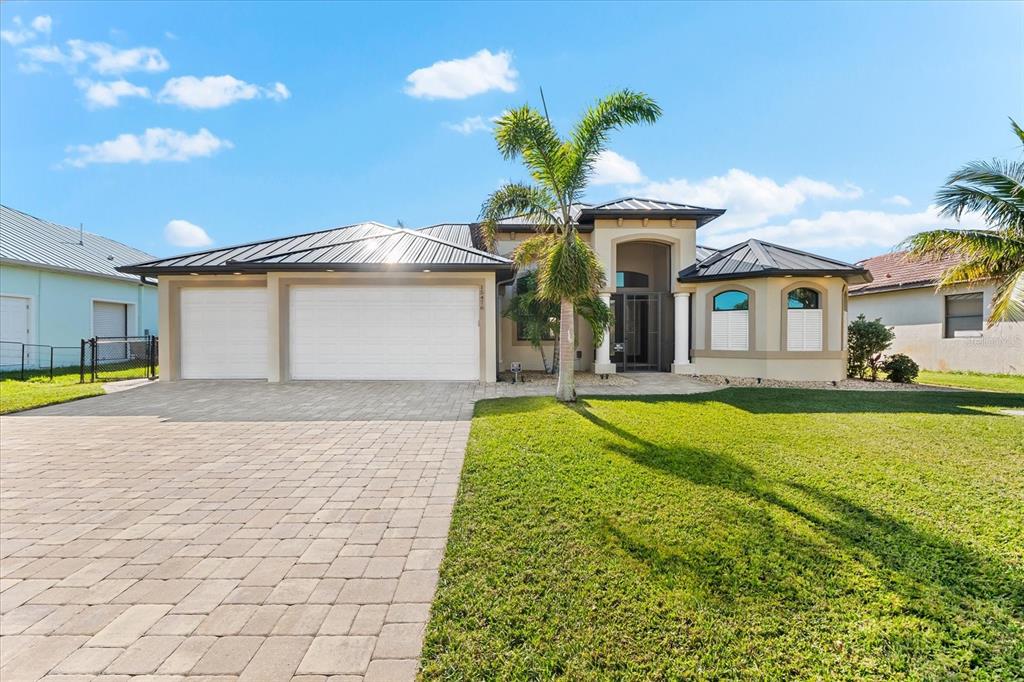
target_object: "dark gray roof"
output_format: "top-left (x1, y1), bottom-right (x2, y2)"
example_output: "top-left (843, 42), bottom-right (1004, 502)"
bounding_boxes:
top-left (677, 239), bottom-right (871, 284)
top-left (490, 197), bottom-right (726, 231)
top-left (1, 205), bottom-right (157, 282)
top-left (120, 221), bottom-right (511, 275)
top-left (417, 223), bottom-right (479, 249)
top-left (695, 244), bottom-right (720, 262)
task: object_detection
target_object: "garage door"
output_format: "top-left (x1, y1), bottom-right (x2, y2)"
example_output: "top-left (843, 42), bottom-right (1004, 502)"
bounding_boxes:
top-left (93, 301), bottom-right (128, 360)
top-left (289, 285), bottom-right (480, 380)
top-left (180, 288), bottom-right (267, 379)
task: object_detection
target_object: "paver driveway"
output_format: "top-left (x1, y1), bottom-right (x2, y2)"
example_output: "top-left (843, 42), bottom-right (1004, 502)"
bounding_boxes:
top-left (1, 377), bottom-right (713, 680)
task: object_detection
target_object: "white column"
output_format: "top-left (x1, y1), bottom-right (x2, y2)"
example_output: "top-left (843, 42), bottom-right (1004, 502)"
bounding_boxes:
top-left (594, 292), bottom-right (615, 374)
top-left (672, 292), bottom-right (694, 374)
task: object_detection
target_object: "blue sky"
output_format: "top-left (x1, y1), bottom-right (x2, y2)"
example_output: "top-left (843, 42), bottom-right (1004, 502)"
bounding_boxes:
top-left (1, 1), bottom-right (1021, 263)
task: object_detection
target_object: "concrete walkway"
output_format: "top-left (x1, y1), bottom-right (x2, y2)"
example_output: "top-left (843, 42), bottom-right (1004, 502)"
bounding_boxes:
top-left (0, 375), bottom-right (715, 680)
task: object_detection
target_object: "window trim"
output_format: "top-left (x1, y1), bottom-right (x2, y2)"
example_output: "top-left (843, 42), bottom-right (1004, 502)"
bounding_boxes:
top-left (704, 283), bottom-right (757, 352)
top-left (943, 291), bottom-right (984, 338)
top-left (780, 282), bottom-right (827, 352)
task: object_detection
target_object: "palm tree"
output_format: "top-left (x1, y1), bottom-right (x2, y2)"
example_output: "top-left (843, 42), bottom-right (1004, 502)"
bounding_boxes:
top-left (903, 118), bottom-right (1024, 322)
top-left (480, 90), bottom-right (662, 401)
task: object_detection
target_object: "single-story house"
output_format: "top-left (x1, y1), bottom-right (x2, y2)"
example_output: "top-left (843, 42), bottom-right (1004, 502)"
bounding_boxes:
top-left (849, 251), bottom-right (1023, 374)
top-left (0, 205), bottom-right (159, 370)
top-left (119, 198), bottom-right (871, 383)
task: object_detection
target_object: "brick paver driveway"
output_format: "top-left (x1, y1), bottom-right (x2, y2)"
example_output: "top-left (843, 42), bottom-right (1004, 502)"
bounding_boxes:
top-left (1, 377), bottom-right (713, 680)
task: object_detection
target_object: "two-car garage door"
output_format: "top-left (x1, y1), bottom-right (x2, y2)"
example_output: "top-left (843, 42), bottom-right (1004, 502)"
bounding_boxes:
top-left (289, 285), bottom-right (480, 380)
top-left (177, 285), bottom-right (480, 381)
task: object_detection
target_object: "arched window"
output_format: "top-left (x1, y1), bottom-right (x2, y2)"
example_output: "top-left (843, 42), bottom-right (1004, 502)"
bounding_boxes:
top-left (711, 290), bottom-right (749, 350)
top-left (786, 287), bottom-right (823, 351)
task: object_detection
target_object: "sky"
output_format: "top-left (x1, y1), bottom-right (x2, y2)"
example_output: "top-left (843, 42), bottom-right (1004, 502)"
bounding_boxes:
top-left (1, 1), bottom-right (1021, 264)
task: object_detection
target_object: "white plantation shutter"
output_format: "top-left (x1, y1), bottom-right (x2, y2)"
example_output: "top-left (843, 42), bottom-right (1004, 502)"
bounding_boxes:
top-left (787, 309), bottom-right (822, 351)
top-left (711, 310), bottom-right (748, 351)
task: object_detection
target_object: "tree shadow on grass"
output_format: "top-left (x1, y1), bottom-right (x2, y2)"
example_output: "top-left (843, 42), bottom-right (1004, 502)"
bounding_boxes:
top-left (575, 401), bottom-right (1024, 634)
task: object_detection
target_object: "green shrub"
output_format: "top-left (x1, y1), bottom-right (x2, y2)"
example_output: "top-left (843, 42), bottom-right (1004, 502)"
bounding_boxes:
top-left (847, 314), bottom-right (895, 380)
top-left (882, 353), bottom-right (919, 383)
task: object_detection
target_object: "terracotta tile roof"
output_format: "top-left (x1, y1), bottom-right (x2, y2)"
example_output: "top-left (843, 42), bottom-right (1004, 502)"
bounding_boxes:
top-left (849, 250), bottom-right (962, 295)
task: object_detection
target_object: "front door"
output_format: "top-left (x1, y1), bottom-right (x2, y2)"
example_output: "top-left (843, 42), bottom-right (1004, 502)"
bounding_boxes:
top-left (611, 293), bottom-right (666, 371)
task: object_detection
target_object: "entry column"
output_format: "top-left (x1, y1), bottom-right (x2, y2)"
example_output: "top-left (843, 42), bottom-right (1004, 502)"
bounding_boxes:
top-left (594, 292), bottom-right (615, 374)
top-left (671, 292), bottom-right (694, 374)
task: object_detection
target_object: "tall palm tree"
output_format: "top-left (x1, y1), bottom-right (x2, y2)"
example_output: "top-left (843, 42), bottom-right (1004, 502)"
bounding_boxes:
top-left (903, 119), bottom-right (1024, 322)
top-left (480, 90), bottom-right (661, 401)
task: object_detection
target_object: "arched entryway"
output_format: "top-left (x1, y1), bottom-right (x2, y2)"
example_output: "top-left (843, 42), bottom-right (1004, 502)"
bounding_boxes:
top-left (611, 241), bottom-right (673, 371)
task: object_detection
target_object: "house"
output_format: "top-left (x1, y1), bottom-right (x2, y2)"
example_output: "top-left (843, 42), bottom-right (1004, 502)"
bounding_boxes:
top-left (849, 251), bottom-right (1023, 374)
top-left (0, 205), bottom-right (159, 370)
top-left (119, 198), bottom-right (871, 383)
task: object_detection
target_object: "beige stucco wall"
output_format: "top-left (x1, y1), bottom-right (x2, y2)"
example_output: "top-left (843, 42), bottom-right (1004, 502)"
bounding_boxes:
top-left (849, 283), bottom-right (1023, 374)
top-left (495, 219), bottom-right (697, 372)
top-left (691, 276), bottom-right (849, 381)
top-left (158, 271), bottom-right (498, 382)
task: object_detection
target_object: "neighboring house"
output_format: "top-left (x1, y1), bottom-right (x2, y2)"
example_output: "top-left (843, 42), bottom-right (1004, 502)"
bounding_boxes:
top-left (849, 251), bottom-right (1023, 374)
top-left (0, 205), bottom-right (159, 370)
top-left (119, 197), bottom-right (870, 383)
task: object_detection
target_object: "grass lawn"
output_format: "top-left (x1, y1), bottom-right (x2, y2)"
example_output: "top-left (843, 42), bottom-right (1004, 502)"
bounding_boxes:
top-left (0, 364), bottom-right (151, 414)
top-left (917, 370), bottom-right (1024, 393)
top-left (422, 389), bottom-right (1024, 679)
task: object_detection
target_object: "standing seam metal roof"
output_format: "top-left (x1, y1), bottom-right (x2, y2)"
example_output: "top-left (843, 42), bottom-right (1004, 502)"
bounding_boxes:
top-left (677, 238), bottom-right (871, 283)
top-left (1, 205), bottom-right (157, 282)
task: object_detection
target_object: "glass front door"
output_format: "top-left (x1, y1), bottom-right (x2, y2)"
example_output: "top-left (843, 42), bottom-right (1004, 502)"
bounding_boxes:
top-left (611, 294), bottom-right (664, 371)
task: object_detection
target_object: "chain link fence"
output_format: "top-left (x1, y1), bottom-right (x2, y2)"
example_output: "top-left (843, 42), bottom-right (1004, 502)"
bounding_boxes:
top-left (0, 337), bottom-right (158, 382)
top-left (0, 341), bottom-right (81, 380)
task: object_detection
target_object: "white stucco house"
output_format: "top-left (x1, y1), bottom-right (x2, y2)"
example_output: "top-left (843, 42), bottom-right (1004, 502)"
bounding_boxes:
top-left (0, 205), bottom-right (159, 371)
top-left (849, 251), bottom-right (1023, 375)
top-left (119, 198), bottom-right (872, 383)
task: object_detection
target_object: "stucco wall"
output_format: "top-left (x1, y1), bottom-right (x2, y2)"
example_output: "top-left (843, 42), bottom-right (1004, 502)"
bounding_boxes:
top-left (849, 284), bottom-right (1023, 374)
top-left (1, 263), bottom-right (157, 361)
top-left (690, 276), bottom-right (848, 381)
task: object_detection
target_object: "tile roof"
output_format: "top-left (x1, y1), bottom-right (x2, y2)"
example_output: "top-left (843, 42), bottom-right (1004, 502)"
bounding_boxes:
top-left (849, 250), bottom-right (962, 295)
top-left (1, 205), bottom-right (157, 282)
top-left (120, 221), bottom-right (512, 275)
top-left (677, 238), bottom-right (871, 284)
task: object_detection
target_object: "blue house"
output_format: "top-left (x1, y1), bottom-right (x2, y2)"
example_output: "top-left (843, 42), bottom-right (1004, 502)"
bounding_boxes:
top-left (0, 205), bottom-right (159, 370)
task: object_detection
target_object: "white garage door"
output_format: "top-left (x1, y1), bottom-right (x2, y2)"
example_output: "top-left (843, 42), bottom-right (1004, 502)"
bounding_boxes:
top-left (180, 288), bottom-right (267, 379)
top-left (93, 301), bottom-right (128, 360)
top-left (290, 285), bottom-right (480, 380)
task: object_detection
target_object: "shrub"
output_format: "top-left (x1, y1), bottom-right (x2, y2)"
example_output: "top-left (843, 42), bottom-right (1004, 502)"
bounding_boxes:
top-left (881, 353), bottom-right (919, 383)
top-left (847, 314), bottom-right (895, 380)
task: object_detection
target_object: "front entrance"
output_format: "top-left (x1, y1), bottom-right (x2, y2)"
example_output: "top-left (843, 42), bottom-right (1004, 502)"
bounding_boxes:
top-left (611, 293), bottom-right (672, 372)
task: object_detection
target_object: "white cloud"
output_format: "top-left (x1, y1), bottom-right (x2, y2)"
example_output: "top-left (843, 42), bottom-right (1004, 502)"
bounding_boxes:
top-left (164, 31), bottom-right (178, 40)
top-left (591, 150), bottom-right (646, 185)
top-left (158, 75), bottom-right (290, 109)
top-left (1, 16), bottom-right (39, 46)
top-left (19, 44), bottom-right (67, 64)
top-left (634, 168), bottom-right (863, 230)
top-left (405, 49), bottom-right (517, 99)
top-left (883, 194), bottom-right (912, 207)
top-left (67, 40), bottom-right (169, 74)
top-left (75, 78), bottom-right (150, 109)
top-left (165, 219), bottom-right (213, 247)
top-left (31, 15), bottom-right (52, 34)
top-left (63, 128), bottom-right (232, 167)
top-left (446, 115), bottom-right (491, 135)
top-left (701, 205), bottom-right (972, 252)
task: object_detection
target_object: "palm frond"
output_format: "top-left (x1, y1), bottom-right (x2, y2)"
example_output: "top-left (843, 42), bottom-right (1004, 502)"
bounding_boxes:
top-left (536, 232), bottom-right (606, 302)
top-left (563, 90), bottom-right (661, 196)
top-left (512, 234), bottom-right (558, 269)
top-left (935, 159), bottom-right (1024, 229)
top-left (574, 294), bottom-right (613, 347)
top-left (479, 183), bottom-right (559, 250)
top-left (990, 267), bottom-right (1024, 322)
top-left (1012, 117), bottom-right (1024, 147)
top-left (493, 107), bottom-right (568, 208)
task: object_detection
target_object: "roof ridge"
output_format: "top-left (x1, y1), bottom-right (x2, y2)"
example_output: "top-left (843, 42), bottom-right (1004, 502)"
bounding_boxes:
top-left (238, 226), bottom-right (403, 263)
top-left (392, 227), bottom-right (511, 262)
top-left (752, 238), bottom-right (862, 269)
top-left (745, 239), bottom-right (778, 269)
top-left (0, 204), bottom-right (155, 258)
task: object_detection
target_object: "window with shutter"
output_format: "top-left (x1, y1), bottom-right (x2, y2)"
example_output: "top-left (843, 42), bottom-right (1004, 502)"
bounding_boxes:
top-left (786, 288), bottom-right (823, 351)
top-left (711, 291), bottom-right (749, 351)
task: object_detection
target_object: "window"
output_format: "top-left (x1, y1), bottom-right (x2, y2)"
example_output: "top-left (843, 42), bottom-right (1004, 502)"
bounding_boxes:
top-left (945, 293), bottom-right (983, 337)
top-left (786, 287), bottom-right (822, 351)
top-left (711, 290), bottom-right (749, 350)
top-left (616, 271), bottom-right (649, 289)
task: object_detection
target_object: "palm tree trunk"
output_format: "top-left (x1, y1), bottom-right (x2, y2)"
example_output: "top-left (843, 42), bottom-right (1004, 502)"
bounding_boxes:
top-left (555, 298), bottom-right (576, 402)
top-left (537, 342), bottom-right (547, 374)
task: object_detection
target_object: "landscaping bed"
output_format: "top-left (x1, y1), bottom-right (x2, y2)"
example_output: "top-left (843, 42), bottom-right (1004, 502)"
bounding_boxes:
top-left (422, 388), bottom-right (1024, 679)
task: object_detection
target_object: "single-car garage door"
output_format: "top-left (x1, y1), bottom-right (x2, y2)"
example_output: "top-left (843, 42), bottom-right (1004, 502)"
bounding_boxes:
top-left (290, 285), bottom-right (480, 380)
top-left (180, 288), bottom-right (267, 379)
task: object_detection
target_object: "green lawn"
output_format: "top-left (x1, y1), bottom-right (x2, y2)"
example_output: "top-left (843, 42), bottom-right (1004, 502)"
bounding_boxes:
top-left (0, 364), bottom-right (152, 414)
top-left (917, 370), bottom-right (1024, 393)
top-left (422, 389), bottom-right (1024, 679)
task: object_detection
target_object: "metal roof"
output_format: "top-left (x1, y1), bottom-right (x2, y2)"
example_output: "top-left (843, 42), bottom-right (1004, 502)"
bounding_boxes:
top-left (489, 197), bottom-right (726, 230)
top-left (695, 244), bottom-right (720, 262)
top-left (120, 221), bottom-right (512, 275)
top-left (1, 205), bottom-right (157, 282)
top-left (417, 223), bottom-right (479, 249)
top-left (678, 238), bottom-right (871, 284)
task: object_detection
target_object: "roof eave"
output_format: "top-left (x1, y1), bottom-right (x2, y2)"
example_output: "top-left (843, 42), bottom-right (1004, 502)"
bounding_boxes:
top-left (4, 257), bottom-right (155, 285)
top-left (118, 262), bottom-right (512, 276)
top-left (677, 268), bottom-right (872, 285)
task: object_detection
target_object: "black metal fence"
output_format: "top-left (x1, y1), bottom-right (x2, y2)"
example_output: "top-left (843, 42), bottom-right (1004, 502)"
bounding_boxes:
top-left (82, 336), bottom-right (159, 382)
top-left (0, 336), bottom-right (158, 382)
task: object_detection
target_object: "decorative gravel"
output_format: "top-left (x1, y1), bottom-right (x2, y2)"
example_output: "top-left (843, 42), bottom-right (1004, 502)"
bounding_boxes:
top-left (694, 374), bottom-right (961, 391)
top-left (497, 371), bottom-right (635, 386)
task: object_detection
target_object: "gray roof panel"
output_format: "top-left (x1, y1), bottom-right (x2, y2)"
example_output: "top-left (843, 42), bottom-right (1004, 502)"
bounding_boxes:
top-left (678, 239), bottom-right (871, 284)
top-left (1, 205), bottom-right (157, 282)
